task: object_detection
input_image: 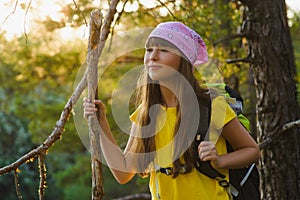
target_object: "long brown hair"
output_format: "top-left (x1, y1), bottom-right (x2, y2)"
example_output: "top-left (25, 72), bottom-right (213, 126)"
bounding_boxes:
top-left (130, 38), bottom-right (211, 177)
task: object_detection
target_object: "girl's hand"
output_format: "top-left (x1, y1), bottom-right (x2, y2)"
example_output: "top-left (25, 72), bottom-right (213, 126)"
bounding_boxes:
top-left (198, 141), bottom-right (221, 169)
top-left (83, 97), bottom-right (106, 121)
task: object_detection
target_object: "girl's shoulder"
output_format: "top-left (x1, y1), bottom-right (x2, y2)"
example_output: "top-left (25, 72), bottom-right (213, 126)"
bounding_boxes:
top-left (212, 95), bottom-right (229, 108)
top-left (211, 96), bottom-right (236, 128)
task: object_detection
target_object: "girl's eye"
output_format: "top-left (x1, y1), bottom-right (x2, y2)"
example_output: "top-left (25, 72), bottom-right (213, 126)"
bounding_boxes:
top-left (160, 48), bottom-right (169, 52)
top-left (146, 48), bottom-right (153, 52)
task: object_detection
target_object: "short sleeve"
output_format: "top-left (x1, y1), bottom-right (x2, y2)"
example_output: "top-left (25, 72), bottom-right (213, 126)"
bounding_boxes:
top-left (211, 96), bottom-right (236, 127)
top-left (129, 103), bottom-right (144, 124)
top-left (129, 107), bottom-right (139, 123)
top-left (209, 96), bottom-right (236, 143)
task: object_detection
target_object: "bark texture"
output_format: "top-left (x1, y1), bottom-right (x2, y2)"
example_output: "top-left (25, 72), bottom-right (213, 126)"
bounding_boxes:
top-left (87, 10), bottom-right (104, 200)
top-left (86, 0), bottom-right (120, 199)
top-left (240, 0), bottom-right (300, 199)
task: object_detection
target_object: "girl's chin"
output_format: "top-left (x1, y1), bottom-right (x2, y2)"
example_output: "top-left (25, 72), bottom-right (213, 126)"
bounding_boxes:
top-left (147, 68), bottom-right (179, 82)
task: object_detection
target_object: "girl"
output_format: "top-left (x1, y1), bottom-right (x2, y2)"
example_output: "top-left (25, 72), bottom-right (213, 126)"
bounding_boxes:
top-left (83, 21), bottom-right (260, 199)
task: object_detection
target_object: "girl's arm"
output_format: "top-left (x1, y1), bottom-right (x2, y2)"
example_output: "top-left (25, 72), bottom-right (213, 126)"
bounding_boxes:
top-left (83, 98), bottom-right (136, 184)
top-left (198, 118), bottom-right (260, 169)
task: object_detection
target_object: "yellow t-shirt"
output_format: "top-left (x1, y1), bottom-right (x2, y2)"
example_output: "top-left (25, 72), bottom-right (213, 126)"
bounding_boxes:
top-left (130, 96), bottom-right (236, 200)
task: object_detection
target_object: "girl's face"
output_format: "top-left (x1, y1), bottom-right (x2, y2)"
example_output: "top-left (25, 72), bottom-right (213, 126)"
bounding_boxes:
top-left (144, 39), bottom-right (182, 81)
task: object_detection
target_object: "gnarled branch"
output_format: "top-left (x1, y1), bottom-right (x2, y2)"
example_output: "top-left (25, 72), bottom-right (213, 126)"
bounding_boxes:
top-left (213, 32), bottom-right (251, 47)
top-left (0, 1), bottom-right (120, 199)
top-left (226, 56), bottom-right (252, 64)
top-left (14, 170), bottom-right (22, 200)
top-left (86, 1), bottom-right (120, 199)
top-left (156, 0), bottom-right (181, 21)
top-left (0, 0), bottom-right (18, 32)
top-left (38, 154), bottom-right (46, 200)
top-left (87, 9), bottom-right (104, 200)
top-left (259, 119), bottom-right (300, 149)
top-left (72, 0), bottom-right (88, 26)
top-left (23, 0), bottom-right (32, 43)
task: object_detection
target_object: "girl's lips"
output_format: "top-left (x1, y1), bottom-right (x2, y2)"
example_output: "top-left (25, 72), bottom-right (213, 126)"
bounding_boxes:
top-left (148, 65), bottom-right (162, 70)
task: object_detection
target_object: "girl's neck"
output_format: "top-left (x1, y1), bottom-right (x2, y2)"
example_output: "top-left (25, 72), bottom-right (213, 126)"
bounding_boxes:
top-left (160, 85), bottom-right (178, 107)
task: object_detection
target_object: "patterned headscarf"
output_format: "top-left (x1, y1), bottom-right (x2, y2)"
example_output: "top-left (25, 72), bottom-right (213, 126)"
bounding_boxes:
top-left (147, 21), bottom-right (208, 67)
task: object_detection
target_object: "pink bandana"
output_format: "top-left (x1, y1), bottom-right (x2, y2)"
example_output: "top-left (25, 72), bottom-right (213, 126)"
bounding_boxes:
top-left (147, 21), bottom-right (208, 66)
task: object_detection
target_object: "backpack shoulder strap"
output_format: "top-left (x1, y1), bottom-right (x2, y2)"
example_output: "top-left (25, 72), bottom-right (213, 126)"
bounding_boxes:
top-left (194, 86), bottom-right (240, 197)
top-left (195, 133), bottom-right (239, 197)
top-left (194, 131), bottom-right (239, 197)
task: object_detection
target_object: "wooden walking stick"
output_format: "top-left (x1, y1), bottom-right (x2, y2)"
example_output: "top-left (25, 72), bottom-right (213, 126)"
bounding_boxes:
top-left (86, 1), bottom-right (119, 199)
top-left (0, 1), bottom-right (119, 199)
top-left (87, 10), bottom-right (104, 200)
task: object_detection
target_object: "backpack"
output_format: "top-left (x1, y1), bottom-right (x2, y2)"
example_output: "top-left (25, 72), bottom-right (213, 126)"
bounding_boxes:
top-left (194, 83), bottom-right (260, 200)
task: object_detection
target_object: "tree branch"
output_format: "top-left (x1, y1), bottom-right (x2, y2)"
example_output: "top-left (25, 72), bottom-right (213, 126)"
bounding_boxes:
top-left (72, 0), bottom-right (88, 26)
top-left (226, 56), bottom-right (252, 64)
top-left (0, 0), bottom-right (119, 177)
top-left (14, 170), bottom-right (22, 200)
top-left (0, 0), bottom-right (19, 32)
top-left (213, 32), bottom-right (251, 46)
top-left (281, 119), bottom-right (300, 131)
top-left (0, 0), bottom-right (124, 197)
top-left (0, 95), bottom-right (74, 175)
top-left (85, 2), bottom-right (120, 200)
top-left (156, 0), bottom-right (181, 21)
top-left (38, 154), bottom-right (46, 200)
top-left (107, 0), bottom-right (128, 52)
top-left (87, 9), bottom-right (104, 200)
top-left (259, 119), bottom-right (300, 149)
top-left (23, 0), bottom-right (32, 43)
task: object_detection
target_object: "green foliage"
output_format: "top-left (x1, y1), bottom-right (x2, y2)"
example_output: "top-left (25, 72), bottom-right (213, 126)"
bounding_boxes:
top-left (1, 0), bottom-right (299, 199)
top-left (1, 21), bottom-right (148, 199)
top-left (47, 152), bottom-right (149, 200)
top-left (0, 20), bottom-right (88, 199)
top-left (288, 10), bottom-right (300, 102)
top-left (102, 166), bottom-right (150, 200)
top-left (0, 31), bottom-right (86, 143)
top-left (50, 153), bottom-right (91, 199)
top-left (0, 112), bottom-right (61, 199)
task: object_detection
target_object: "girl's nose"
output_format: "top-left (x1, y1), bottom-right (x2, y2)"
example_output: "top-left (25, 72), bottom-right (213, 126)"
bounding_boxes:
top-left (150, 49), bottom-right (159, 61)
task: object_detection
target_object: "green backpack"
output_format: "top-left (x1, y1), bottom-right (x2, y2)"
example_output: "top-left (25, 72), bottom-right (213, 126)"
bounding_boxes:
top-left (194, 83), bottom-right (260, 200)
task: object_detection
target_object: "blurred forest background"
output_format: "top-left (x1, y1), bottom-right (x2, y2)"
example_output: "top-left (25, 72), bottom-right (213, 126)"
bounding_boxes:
top-left (0, 0), bottom-right (299, 199)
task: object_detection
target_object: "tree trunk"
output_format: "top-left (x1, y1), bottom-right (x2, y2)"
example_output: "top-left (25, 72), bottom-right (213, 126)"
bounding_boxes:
top-left (240, 0), bottom-right (300, 199)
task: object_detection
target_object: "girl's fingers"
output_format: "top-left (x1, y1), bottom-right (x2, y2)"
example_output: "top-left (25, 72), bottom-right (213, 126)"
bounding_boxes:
top-left (83, 98), bottom-right (103, 107)
top-left (83, 97), bottom-right (90, 102)
top-left (83, 101), bottom-right (96, 108)
top-left (198, 141), bottom-right (214, 151)
top-left (84, 106), bottom-right (97, 112)
top-left (198, 141), bottom-right (218, 161)
top-left (94, 99), bottom-right (104, 107)
top-left (83, 97), bottom-right (106, 120)
top-left (83, 97), bottom-right (101, 104)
